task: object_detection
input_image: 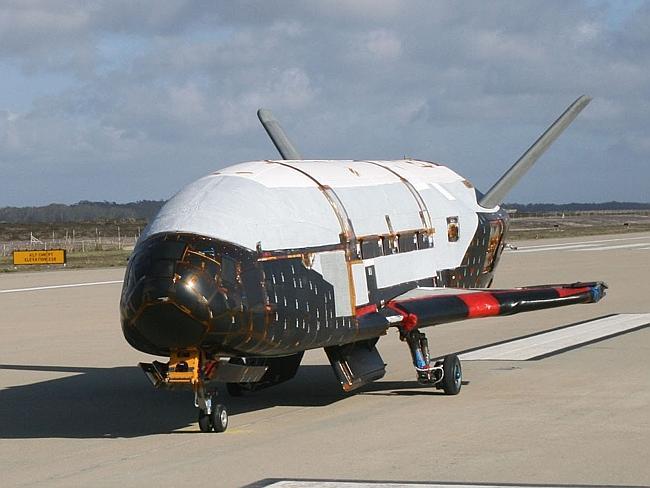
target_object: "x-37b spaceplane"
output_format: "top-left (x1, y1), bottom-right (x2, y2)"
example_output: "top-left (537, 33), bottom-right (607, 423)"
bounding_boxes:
top-left (120, 96), bottom-right (605, 432)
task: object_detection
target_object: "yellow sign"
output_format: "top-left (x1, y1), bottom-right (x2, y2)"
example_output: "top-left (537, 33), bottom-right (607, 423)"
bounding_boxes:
top-left (13, 249), bottom-right (66, 265)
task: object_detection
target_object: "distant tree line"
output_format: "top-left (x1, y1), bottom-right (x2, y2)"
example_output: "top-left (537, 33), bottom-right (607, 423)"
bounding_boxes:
top-left (1, 199), bottom-right (650, 224)
top-left (0, 200), bottom-right (165, 223)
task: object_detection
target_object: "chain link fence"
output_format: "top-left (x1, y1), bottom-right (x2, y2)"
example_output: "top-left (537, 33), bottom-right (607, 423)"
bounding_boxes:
top-left (1, 236), bottom-right (139, 257)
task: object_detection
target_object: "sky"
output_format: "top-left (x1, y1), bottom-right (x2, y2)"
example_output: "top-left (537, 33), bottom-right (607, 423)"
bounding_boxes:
top-left (0, 0), bottom-right (649, 207)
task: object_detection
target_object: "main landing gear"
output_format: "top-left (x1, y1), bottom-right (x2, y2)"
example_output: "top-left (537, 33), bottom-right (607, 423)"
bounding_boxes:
top-left (402, 329), bottom-right (462, 395)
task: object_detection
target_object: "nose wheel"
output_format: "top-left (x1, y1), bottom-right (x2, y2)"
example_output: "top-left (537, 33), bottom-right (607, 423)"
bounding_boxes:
top-left (198, 403), bottom-right (228, 433)
top-left (195, 388), bottom-right (229, 433)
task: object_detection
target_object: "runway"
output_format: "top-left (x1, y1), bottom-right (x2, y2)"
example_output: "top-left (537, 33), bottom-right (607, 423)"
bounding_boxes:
top-left (511, 235), bottom-right (650, 253)
top-left (458, 314), bottom-right (650, 361)
top-left (1, 233), bottom-right (649, 487)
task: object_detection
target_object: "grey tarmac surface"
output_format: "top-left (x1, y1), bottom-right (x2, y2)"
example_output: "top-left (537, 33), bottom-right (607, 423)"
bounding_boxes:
top-left (1, 233), bottom-right (649, 488)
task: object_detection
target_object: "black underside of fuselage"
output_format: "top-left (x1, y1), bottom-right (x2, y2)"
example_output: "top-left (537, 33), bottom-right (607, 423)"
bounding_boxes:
top-left (120, 210), bottom-right (508, 358)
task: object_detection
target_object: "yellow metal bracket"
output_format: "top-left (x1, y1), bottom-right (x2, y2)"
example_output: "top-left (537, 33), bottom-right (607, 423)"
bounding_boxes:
top-left (167, 349), bottom-right (201, 386)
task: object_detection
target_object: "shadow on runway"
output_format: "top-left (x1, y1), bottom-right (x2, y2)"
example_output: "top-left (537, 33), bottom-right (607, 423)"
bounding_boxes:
top-left (0, 364), bottom-right (193, 439)
top-left (0, 363), bottom-right (456, 439)
top-left (357, 379), bottom-right (470, 397)
top-left (0, 363), bottom-right (344, 439)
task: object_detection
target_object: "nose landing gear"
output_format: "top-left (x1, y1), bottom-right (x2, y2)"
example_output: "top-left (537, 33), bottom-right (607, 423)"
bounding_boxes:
top-left (401, 329), bottom-right (462, 395)
top-left (139, 349), bottom-right (230, 433)
top-left (139, 349), bottom-right (270, 433)
top-left (166, 349), bottom-right (230, 432)
top-left (196, 387), bottom-right (228, 433)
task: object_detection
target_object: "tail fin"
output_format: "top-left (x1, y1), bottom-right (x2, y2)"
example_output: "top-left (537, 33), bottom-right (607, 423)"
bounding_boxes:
top-left (257, 108), bottom-right (302, 160)
top-left (479, 95), bottom-right (591, 208)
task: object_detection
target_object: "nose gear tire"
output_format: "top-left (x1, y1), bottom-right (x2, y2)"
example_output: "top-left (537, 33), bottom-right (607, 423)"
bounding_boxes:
top-left (198, 409), bottom-right (212, 432)
top-left (211, 404), bottom-right (228, 432)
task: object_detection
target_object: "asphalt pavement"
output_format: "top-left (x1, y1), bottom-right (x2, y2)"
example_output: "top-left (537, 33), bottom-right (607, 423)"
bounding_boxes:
top-left (1, 233), bottom-right (649, 487)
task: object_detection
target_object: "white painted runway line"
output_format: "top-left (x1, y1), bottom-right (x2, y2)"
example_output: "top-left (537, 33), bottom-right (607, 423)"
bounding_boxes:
top-left (459, 314), bottom-right (650, 361)
top-left (513, 243), bottom-right (602, 253)
top-left (516, 235), bottom-right (650, 249)
top-left (512, 235), bottom-right (650, 253)
top-left (571, 242), bottom-right (650, 251)
top-left (0, 280), bottom-right (123, 294)
top-left (252, 482), bottom-right (631, 488)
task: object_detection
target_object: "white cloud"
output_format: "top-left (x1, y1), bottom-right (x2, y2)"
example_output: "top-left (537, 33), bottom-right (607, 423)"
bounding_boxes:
top-left (361, 30), bottom-right (402, 60)
top-left (574, 21), bottom-right (601, 43)
top-left (1, 0), bottom-right (650, 205)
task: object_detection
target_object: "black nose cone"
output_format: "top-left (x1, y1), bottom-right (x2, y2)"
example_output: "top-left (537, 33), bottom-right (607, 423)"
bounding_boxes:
top-left (120, 234), bottom-right (232, 356)
top-left (132, 300), bottom-right (207, 351)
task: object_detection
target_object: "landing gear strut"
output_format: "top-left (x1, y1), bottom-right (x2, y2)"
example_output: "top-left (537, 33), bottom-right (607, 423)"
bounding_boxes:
top-left (195, 386), bottom-right (228, 433)
top-left (402, 329), bottom-right (462, 395)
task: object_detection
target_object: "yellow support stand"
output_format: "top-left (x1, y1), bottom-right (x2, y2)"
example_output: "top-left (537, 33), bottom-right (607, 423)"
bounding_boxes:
top-left (167, 349), bottom-right (201, 386)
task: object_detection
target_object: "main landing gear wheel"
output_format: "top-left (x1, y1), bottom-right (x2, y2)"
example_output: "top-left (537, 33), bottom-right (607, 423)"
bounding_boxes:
top-left (197, 404), bottom-right (228, 432)
top-left (441, 354), bottom-right (462, 395)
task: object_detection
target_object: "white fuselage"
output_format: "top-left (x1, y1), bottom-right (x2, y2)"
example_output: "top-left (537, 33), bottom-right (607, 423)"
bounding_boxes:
top-left (143, 159), bottom-right (497, 314)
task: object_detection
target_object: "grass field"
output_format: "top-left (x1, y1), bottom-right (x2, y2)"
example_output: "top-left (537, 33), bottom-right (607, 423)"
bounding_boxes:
top-left (1, 212), bottom-right (649, 272)
top-left (506, 211), bottom-right (650, 240)
top-left (0, 220), bottom-right (142, 273)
